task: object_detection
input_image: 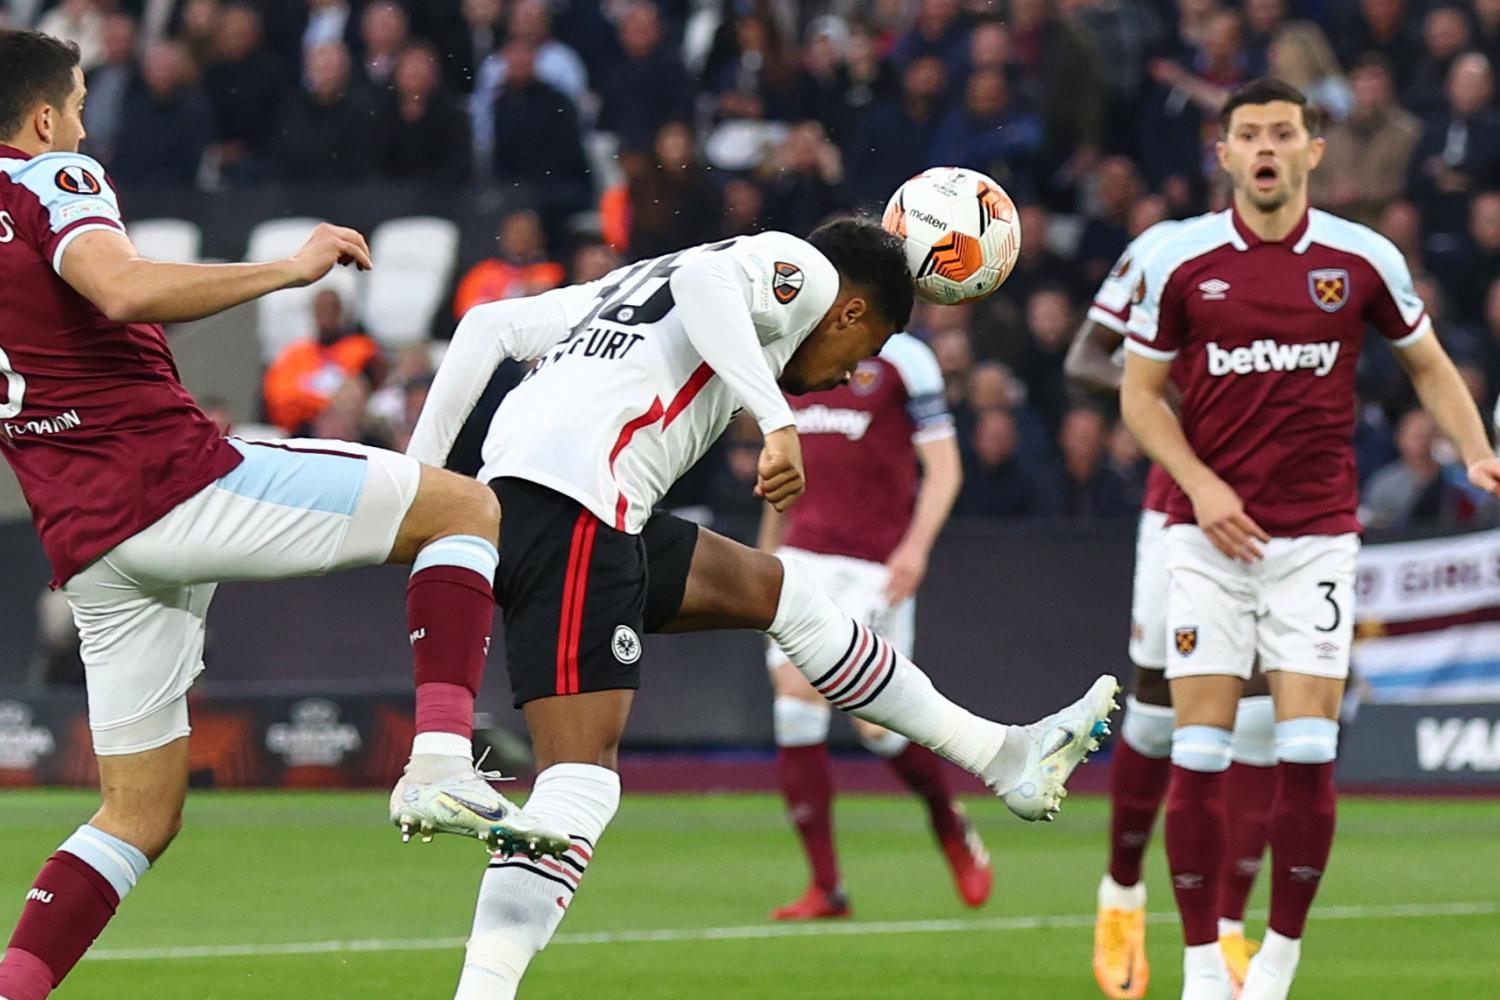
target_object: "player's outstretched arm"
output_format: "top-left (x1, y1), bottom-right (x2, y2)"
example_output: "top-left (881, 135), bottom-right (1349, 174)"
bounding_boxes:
top-left (58, 224), bottom-right (371, 325)
top-left (1395, 331), bottom-right (1500, 497)
top-left (1122, 350), bottom-right (1268, 561)
top-left (1064, 318), bottom-right (1127, 395)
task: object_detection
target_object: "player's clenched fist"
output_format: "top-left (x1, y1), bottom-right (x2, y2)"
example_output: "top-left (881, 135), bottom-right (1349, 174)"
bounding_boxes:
top-left (1188, 474), bottom-right (1269, 563)
top-left (756, 426), bottom-right (806, 511)
top-left (1468, 457), bottom-right (1500, 498)
top-left (287, 223), bottom-right (373, 286)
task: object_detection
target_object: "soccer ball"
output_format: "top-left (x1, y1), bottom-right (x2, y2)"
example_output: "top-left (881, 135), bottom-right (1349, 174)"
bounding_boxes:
top-left (882, 167), bottom-right (1022, 305)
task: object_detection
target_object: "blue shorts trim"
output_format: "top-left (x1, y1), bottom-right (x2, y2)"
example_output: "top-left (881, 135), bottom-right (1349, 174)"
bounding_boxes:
top-left (217, 439), bottom-right (367, 517)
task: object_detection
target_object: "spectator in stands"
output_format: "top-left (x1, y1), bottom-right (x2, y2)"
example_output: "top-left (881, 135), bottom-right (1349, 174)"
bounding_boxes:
top-left (1240, 0), bottom-right (1287, 76)
top-left (262, 290), bottom-right (386, 434)
top-left (705, 7), bottom-right (802, 125)
top-left (1106, 419), bottom-right (1150, 506)
top-left (441, 0), bottom-right (503, 94)
top-left (927, 67), bottom-right (1045, 202)
top-left (1335, 0), bottom-right (1418, 88)
top-left (568, 235), bottom-right (622, 284)
top-left (1311, 55), bottom-right (1421, 229)
top-left (1404, 5), bottom-right (1473, 119)
top-left (1006, 0), bottom-right (1105, 197)
top-left (1076, 156), bottom-right (1142, 288)
top-left (930, 320), bottom-right (976, 411)
top-left (82, 12), bottom-right (138, 166)
top-left (596, 1), bottom-right (693, 154)
top-left (273, 41), bottom-right (374, 183)
top-left (890, 0), bottom-right (969, 74)
top-left (202, 2), bottom-right (287, 186)
top-left (310, 375), bottom-right (391, 448)
top-left (358, 0), bottom-right (408, 91)
top-left (1378, 198), bottom-right (1428, 274)
top-left (452, 209), bottom-right (566, 320)
top-left (708, 412), bottom-right (771, 530)
top-left (468, 0), bottom-right (589, 161)
top-left (828, 19), bottom-right (899, 138)
top-left (1480, 0), bottom-right (1500, 68)
top-left (1017, 285), bottom-right (1075, 433)
top-left (176, 0), bottom-right (224, 69)
top-left (1432, 191), bottom-right (1500, 325)
top-left (37, 0), bottom-right (104, 69)
top-left (1267, 22), bottom-right (1352, 121)
top-left (845, 55), bottom-right (948, 208)
top-left (627, 120), bottom-right (723, 259)
top-left (953, 408), bottom-right (1036, 518)
top-left (109, 40), bottom-right (213, 186)
top-left (1149, 9), bottom-right (1245, 121)
top-left (759, 121), bottom-right (849, 236)
top-left (488, 40), bottom-right (592, 222)
top-left (1362, 410), bottom-right (1452, 528)
top-left (1035, 407), bottom-right (1131, 518)
top-left (723, 175), bottom-right (769, 236)
top-left (373, 41), bottom-right (471, 183)
top-left (1067, 0), bottom-right (1167, 153)
top-left (1480, 278), bottom-right (1500, 391)
top-left (301, 0), bottom-right (354, 55)
top-left (1409, 53), bottom-right (1500, 244)
top-left (1000, 203), bottom-right (1079, 309)
top-left (798, 16), bottom-right (861, 147)
top-left (963, 359), bottom-right (1054, 466)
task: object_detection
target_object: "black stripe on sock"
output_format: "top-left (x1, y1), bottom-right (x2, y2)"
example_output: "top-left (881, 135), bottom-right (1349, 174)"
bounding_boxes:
top-left (558, 854), bottom-right (587, 875)
top-left (488, 862), bottom-right (578, 894)
top-left (842, 651), bottom-right (898, 712)
top-left (571, 834), bottom-right (596, 849)
top-left (826, 634), bottom-right (884, 704)
top-left (810, 621), bottom-right (861, 689)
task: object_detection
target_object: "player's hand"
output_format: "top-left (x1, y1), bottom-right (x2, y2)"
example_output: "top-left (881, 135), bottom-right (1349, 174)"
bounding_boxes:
top-left (1188, 475), bottom-right (1268, 562)
top-left (1467, 457), bottom-right (1500, 498)
top-left (756, 426), bottom-right (806, 511)
top-left (286, 224), bottom-right (373, 287)
top-left (883, 540), bottom-right (928, 604)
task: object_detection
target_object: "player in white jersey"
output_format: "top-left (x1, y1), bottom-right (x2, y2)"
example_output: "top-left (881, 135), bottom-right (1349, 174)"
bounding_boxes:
top-left (409, 218), bottom-right (1121, 1000)
top-left (1067, 220), bottom-right (1278, 997)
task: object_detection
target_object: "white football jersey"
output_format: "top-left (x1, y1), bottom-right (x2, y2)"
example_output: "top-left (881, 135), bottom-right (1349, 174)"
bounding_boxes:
top-left (411, 232), bottom-right (841, 534)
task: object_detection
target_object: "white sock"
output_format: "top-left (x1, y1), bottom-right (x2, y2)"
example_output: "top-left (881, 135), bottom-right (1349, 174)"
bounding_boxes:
top-left (773, 697), bottom-right (831, 748)
top-left (1257, 928), bottom-right (1301, 967)
top-left (766, 555), bottom-right (1007, 775)
top-left (1230, 696), bottom-right (1277, 767)
top-left (1219, 917), bottom-right (1245, 938)
top-left (453, 764), bottom-right (620, 1000)
top-left (411, 732), bottom-right (473, 760)
top-left (1098, 873), bottom-right (1146, 911)
top-left (858, 728), bottom-right (910, 758)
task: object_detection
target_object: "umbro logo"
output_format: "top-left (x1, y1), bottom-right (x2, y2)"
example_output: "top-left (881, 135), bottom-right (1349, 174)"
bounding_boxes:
top-left (1173, 873), bottom-right (1204, 890)
top-left (1199, 278), bottom-right (1231, 300)
top-left (25, 888), bottom-right (53, 904)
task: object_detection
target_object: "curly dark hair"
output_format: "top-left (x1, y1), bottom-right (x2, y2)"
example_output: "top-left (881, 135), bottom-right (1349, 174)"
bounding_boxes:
top-left (807, 216), bottom-right (915, 332)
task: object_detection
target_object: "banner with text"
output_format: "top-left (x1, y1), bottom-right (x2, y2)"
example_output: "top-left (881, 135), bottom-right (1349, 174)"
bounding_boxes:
top-left (1355, 528), bottom-right (1500, 704)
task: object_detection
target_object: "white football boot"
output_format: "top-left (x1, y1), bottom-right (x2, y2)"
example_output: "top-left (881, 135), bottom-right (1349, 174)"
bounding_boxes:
top-left (389, 755), bottom-right (570, 858)
top-left (987, 674), bottom-right (1120, 821)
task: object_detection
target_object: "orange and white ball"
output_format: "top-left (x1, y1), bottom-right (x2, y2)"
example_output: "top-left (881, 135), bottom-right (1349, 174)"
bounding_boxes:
top-left (882, 167), bottom-right (1022, 305)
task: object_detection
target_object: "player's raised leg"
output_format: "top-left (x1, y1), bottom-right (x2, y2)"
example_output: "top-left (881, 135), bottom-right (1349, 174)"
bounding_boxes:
top-left (661, 527), bottom-right (1119, 821)
top-left (767, 662), bottom-right (850, 920)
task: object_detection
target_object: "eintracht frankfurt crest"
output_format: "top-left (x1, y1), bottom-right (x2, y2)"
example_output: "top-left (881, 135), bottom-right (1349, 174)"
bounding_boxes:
top-left (1308, 269), bottom-right (1350, 312)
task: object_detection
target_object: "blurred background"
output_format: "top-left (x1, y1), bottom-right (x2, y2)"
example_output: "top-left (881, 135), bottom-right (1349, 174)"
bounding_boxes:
top-left (0, 0), bottom-right (1497, 792)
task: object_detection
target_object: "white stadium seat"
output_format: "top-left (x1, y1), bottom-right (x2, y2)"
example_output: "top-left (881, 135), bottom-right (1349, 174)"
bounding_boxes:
top-left (127, 218), bottom-right (202, 263)
top-left (361, 216), bottom-right (461, 347)
top-left (245, 217), bottom-right (361, 362)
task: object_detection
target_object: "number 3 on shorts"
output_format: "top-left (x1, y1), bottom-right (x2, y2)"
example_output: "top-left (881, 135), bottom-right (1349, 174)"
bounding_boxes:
top-left (0, 345), bottom-right (25, 420)
top-left (1315, 579), bottom-right (1341, 633)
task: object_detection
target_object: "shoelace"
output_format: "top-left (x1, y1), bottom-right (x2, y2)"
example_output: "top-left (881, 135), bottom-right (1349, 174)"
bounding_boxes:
top-left (474, 746), bottom-right (515, 784)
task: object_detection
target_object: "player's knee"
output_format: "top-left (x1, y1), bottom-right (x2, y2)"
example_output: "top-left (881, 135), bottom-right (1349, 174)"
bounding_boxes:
top-left (93, 805), bottom-right (183, 862)
top-left (458, 478), bottom-right (501, 537)
top-left (1122, 695), bottom-right (1175, 758)
top-left (774, 696), bottom-right (830, 747)
top-left (1274, 717), bottom-right (1339, 764)
top-left (1132, 667), bottom-right (1171, 707)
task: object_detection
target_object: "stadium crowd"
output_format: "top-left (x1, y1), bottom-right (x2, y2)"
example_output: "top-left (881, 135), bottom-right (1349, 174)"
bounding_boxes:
top-left (6, 0), bottom-right (1500, 530)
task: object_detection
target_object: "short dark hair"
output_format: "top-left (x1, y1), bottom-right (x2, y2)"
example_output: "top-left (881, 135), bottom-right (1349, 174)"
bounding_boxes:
top-left (1219, 77), bottom-right (1323, 135)
top-left (807, 216), bottom-right (914, 331)
top-left (0, 30), bottom-right (81, 142)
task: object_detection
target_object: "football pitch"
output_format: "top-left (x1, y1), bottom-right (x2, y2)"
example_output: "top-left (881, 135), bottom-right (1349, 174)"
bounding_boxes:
top-left (3, 790), bottom-right (1497, 999)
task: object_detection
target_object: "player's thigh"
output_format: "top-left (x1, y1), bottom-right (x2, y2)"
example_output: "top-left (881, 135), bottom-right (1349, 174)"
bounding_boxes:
top-left (387, 463), bottom-right (500, 565)
top-left (1164, 525), bottom-right (1255, 725)
top-left (1129, 509), bottom-right (1172, 673)
top-left (492, 478), bottom-right (647, 708)
top-left (106, 438), bottom-right (421, 586)
top-left (1266, 671), bottom-right (1344, 721)
top-left (1257, 533), bottom-right (1358, 690)
top-left (1133, 666), bottom-right (1172, 707)
top-left (64, 559), bottom-right (215, 758)
top-left (523, 690), bottom-right (635, 771)
top-left (656, 524), bottom-right (784, 633)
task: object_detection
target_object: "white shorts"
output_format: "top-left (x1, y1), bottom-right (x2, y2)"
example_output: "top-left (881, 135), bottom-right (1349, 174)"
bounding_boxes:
top-left (65, 438), bottom-right (421, 756)
top-left (1129, 509), bottom-right (1170, 669)
top-left (766, 547), bottom-right (915, 668)
top-left (1164, 525), bottom-right (1358, 681)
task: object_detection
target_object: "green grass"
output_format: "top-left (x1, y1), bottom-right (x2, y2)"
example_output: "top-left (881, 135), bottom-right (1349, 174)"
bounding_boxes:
top-left (2, 790), bottom-right (1497, 998)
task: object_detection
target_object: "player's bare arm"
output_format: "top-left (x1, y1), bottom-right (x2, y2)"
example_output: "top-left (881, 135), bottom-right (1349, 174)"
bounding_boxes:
top-left (1393, 330), bottom-right (1500, 496)
top-left (755, 424), bottom-right (807, 511)
top-left (757, 493), bottom-right (789, 552)
top-left (1064, 318), bottom-right (1128, 394)
top-left (884, 433), bottom-right (962, 603)
top-left (1122, 351), bottom-right (1268, 562)
top-left (60, 224), bottom-right (371, 325)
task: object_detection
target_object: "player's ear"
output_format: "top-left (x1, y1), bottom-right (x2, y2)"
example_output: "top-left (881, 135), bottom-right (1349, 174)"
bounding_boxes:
top-left (1307, 135), bottom-right (1326, 170)
top-left (841, 296), bottom-right (867, 328)
top-left (1214, 140), bottom-right (1230, 171)
top-left (34, 103), bottom-right (53, 145)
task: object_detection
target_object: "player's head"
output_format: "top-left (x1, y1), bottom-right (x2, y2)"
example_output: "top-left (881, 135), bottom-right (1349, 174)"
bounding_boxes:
top-left (0, 29), bottom-right (85, 154)
top-left (1216, 77), bottom-right (1325, 215)
top-left (782, 217), bottom-right (914, 395)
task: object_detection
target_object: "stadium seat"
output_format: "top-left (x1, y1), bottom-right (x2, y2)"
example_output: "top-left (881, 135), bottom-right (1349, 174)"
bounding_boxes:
top-left (245, 217), bottom-right (361, 362)
top-left (362, 216), bottom-right (461, 347)
top-left (127, 218), bottom-right (202, 263)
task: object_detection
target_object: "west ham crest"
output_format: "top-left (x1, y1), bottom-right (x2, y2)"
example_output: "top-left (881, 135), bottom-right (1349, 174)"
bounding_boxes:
top-left (1308, 269), bottom-right (1350, 312)
top-left (850, 360), bottom-right (882, 396)
top-left (1174, 627), bottom-right (1198, 657)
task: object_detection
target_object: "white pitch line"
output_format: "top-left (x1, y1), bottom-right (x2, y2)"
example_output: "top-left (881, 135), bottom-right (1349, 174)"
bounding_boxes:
top-left (88, 900), bottom-right (1499, 963)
